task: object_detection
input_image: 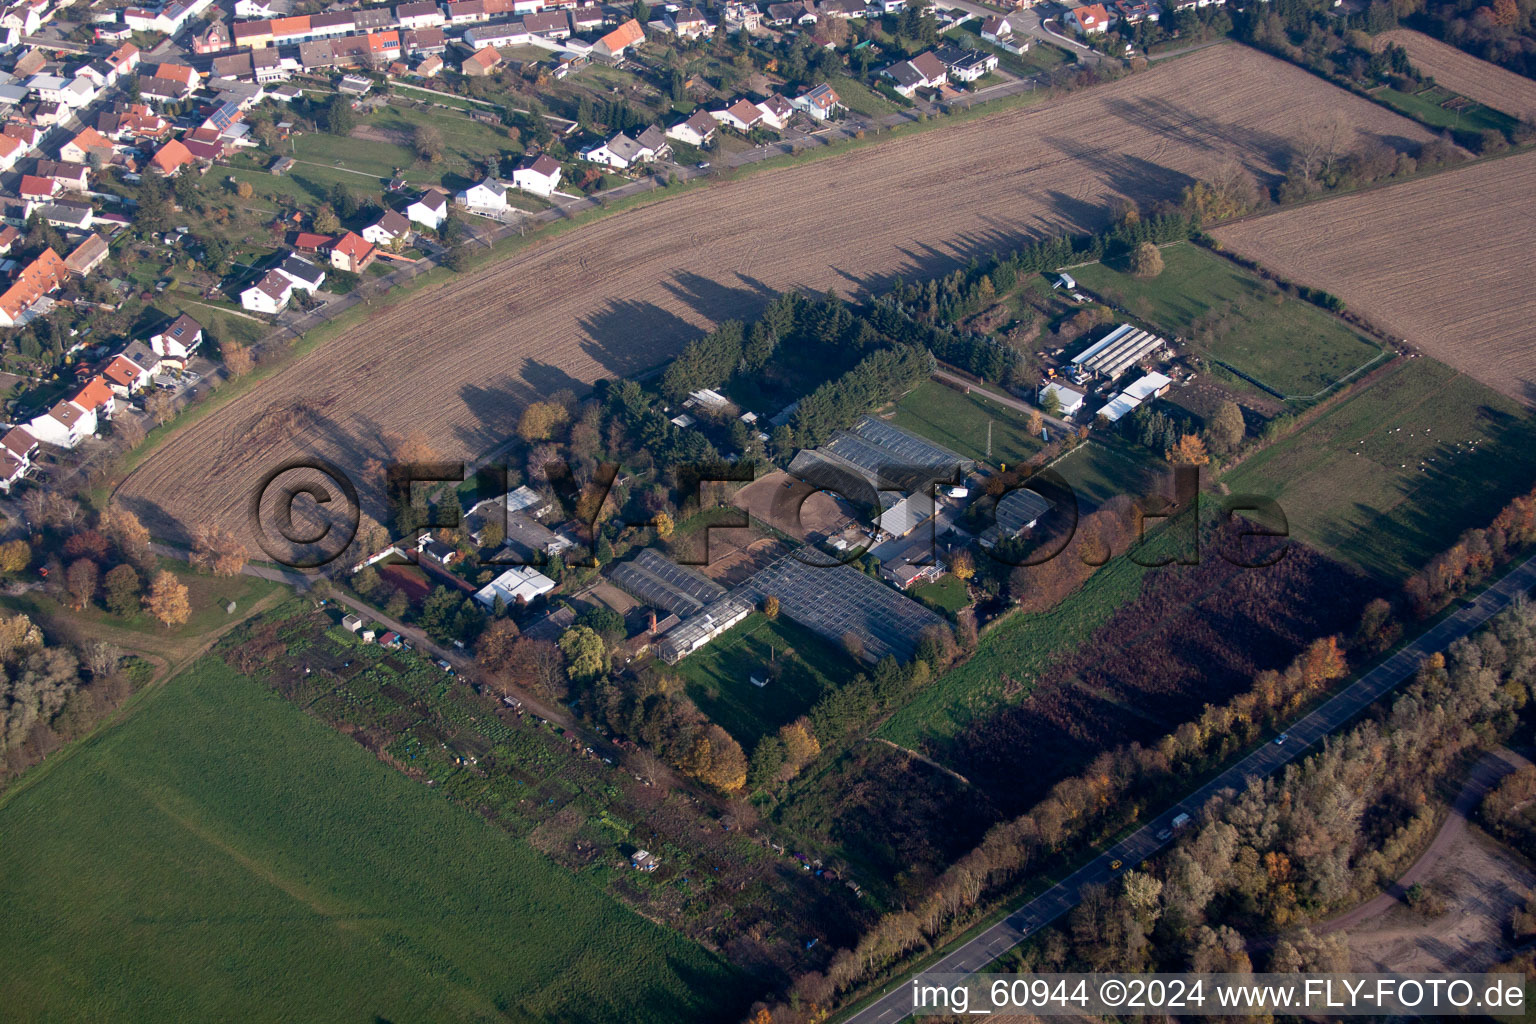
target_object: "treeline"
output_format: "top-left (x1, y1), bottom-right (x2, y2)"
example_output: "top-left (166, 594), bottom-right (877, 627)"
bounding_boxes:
top-left (1405, 482), bottom-right (1536, 617)
top-left (790, 345), bottom-right (932, 448)
top-left (749, 630), bottom-right (1365, 1020)
top-left (866, 298), bottom-right (1025, 387)
top-left (0, 610), bottom-right (139, 782)
top-left (1031, 603), bottom-right (1534, 975)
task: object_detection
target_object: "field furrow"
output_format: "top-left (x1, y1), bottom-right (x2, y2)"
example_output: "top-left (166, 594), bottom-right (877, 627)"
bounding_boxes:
top-left (1212, 149), bottom-right (1536, 406)
top-left (118, 44), bottom-right (1435, 544)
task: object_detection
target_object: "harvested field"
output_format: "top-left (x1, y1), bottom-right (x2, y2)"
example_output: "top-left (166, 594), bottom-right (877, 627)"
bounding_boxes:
top-left (1376, 29), bottom-right (1536, 121)
top-left (1212, 150), bottom-right (1536, 406)
top-left (119, 45), bottom-right (1436, 547)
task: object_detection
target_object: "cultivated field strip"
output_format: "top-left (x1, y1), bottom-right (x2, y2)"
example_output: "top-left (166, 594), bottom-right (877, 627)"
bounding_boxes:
top-left (1212, 150), bottom-right (1536, 406)
top-left (1376, 29), bottom-right (1536, 122)
top-left (119, 45), bottom-right (1435, 543)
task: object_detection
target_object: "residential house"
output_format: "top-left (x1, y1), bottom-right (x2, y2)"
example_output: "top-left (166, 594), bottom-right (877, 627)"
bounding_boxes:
top-left (1112, 0), bottom-right (1157, 22)
top-left (330, 231), bottom-right (376, 273)
top-left (461, 44), bottom-right (501, 75)
top-left (240, 268), bottom-right (293, 313)
top-left (979, 13), bottom-right (1012, 42)
top-left (395, 0), bottom-right (446, 29)
top-left (0, 134), bottom-right (23, 173)
top-left (60, 126), bottom-right (113, 164)
top-left (791, 82), bottom-right (841, 120)
top-left (634, 124), bottom-right (670, 158)
top-left (149, 139), bottom-right (194, 175)
top-left (36, 203), bottom-right (93, 231)
top-left (415, 53), bottom-right (444, 76)
top-left (360, 209), bottom-right (411, 247)
top-left (102, 349), bottom-right (154, 396)
top-left (755, 94), bottom-right (793, 130)
top-left (107, 42), bottom-right (141, 78)
top-left (0, 248), bottom-right (65, 327)
top-left (456, 177), bottom-right (508, 210)
top-left (193, 18), bottom-right (231, 53)
top-left (27, 397), bottom-right (95, 449)
top-left (18, 173), bottom-right (56, 207)
top-left (149, 313), bottom-right (204, 362)
top-left (932, 43), bottom-right (996, 82)
top-left (521, 10), bottom-right (570, 37)
top-left (0, 425), bottom-right (35, 491)
top-left (63, 233), bottom-right (108, 276)
top-left (666, 6), bottom-right (708, 37)
top-left (72, 377), bottom-right (117, 424)
top-left (511, 153), bottom-right (561, 197)
top-left (580, 132), bottom-right (652, 169)
top-left (591, 17), bottom-right (643, 61)
top-left (764, 0), bottom-right (816, 24)
top-left (665, 108), bottom-right (716, 147)
top-left (882, 50), bottom-right (947, 96)
top-left (406, 188), bottom-right (448, 229)
top-left (1064, 2), bottom-right (1110, 31)
top-left (404, 28), bottom-right (450, 54)
top-left (275, 253), bottom-right (325, 292)
top-left (712, 97), bottom-right (763, 132)
top-left (36, 159), bottom-right (88, 192)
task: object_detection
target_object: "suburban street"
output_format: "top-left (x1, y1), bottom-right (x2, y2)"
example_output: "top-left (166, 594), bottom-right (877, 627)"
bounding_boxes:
top-left (840, 555), bottom-right (1536, 1024)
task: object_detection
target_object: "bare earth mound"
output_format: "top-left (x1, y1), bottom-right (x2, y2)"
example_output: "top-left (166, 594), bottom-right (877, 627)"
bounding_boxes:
top-left (120, 44), bottom-right (1435, 545)
top-left (1213, 150), bottom-right (1536, 406)
top-left (1376, 29), bottom-right (1536, 122)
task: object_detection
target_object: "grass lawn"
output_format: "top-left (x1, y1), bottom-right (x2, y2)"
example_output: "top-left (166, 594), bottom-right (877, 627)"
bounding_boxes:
top-left (910, 573), bottom-right (970, 615)
top-left (4, 559), bottom-right (284, 642)
top-left (1049, 438), bottom-right (1161, 510)
top-left (825, 74), bottom-right (903, 118)
top-left (1071, 242), bottom-right (1384, 399)
top-left (675, 613), bottom-right (852, 748)
top-left (1372, 85), bottom-right (1519, 136)
top-left (1221, 357), bottom-right (1536, 581)
top-left (879, 524), bottom-right (1171, 750)
top-left (886, 380), bottom-right (1045, 470)
top-left (0, 657), bottom-right (745, 1024)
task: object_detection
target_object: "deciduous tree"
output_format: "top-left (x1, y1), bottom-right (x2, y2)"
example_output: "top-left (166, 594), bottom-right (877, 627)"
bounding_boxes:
top-left (145, 570), bottom-right (191, 628)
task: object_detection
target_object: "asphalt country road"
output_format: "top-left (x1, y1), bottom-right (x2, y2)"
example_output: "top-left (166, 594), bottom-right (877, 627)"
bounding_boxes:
top-left (840, 554), bottom-right (1536, 1024)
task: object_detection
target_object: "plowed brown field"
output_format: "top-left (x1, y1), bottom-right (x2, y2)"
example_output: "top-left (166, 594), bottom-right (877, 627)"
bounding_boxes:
top-left (1212, 149), bottom-right (1536, 406)
top-left (120, 44), bottom-right (1436, 546)
top-left (1376, 29), bottom-right (1536, 121)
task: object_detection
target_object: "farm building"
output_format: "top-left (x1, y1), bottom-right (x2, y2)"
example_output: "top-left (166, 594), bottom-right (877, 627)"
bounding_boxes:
top-left (1096, 371), bottom-right (1172, 423)
top-left (790, 416), bottom-right (974, 499)
top-left (739, 553), bottom-right (944, 663)
top-left (474, 565), bottom-right (556, 608)
top-left (611, 547), bottom-right (726, 619)
top-left (1039, 381), bottom-right (1085, 417)
top-left (656, 595), bottom-right (754, 664)
top-left (631, 849), bottom-right (660, 871)
top-left (1071, 324), bottom-right (1166, 380)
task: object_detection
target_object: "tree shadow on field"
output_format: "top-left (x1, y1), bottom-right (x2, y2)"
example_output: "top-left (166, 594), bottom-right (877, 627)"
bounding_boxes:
top-left (1038, 189), bottom-right (1110, 236)
top-left (576, 298), bottom-right (702, 379)
top-left (659, 270), bottom-right (774, 328)
top-left (1098, 96), bottom-right (1301, 172)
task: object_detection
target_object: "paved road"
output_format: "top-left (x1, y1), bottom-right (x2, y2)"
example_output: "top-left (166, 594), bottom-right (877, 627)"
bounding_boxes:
top-left (840, 555), bottom-right (1536, 1024)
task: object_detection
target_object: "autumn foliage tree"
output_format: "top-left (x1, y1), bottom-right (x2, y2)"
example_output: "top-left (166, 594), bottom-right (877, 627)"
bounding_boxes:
top-left (223, 342), bottom-right (255, 378)
top-left (1130, 241), bottom-right (1164, 279)
top-left (517, 401), bottom-right (570, 442)
top-left (145, 570), bottom-right (191, 628)
top-left (0, 539), bottom-right (30, 573)
top-left (65, 559), bottom-right (98, 610)
top-left (1166, 434), bottom-right (1209, 465)
top-left (190, 526), bottom-right (248, 577)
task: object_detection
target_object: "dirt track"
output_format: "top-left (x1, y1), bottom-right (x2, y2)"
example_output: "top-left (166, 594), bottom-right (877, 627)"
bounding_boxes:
top-left (1213, 149), bottom-right (1536, 406)
top-left (118, 44), bottom-right (1435, 545)
top-left (1376, 29), bottom-right (1536, 122)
